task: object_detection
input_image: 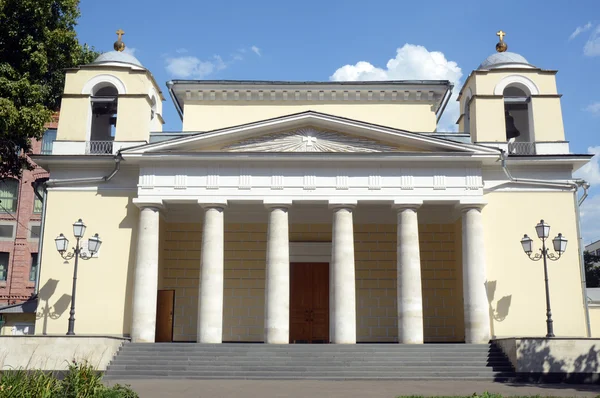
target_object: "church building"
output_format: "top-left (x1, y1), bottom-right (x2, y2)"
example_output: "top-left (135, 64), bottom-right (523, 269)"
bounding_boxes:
top-left (30, 31), bottom-right (594, 345)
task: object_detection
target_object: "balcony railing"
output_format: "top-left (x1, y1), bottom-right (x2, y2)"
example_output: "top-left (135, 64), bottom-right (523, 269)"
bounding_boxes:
top-left (85, 140), bottom-right (114, 155)
top-left (508, 141), bottom-right (536, 155)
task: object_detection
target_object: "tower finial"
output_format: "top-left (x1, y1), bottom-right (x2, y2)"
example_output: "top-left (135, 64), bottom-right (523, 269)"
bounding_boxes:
top-left (114, 29), bottom-right (125, 52)
top-left (496, 30), bottom-right (507, 53)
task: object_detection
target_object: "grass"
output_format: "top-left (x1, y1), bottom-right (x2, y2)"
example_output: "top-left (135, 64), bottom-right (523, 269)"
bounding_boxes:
top-left (0, 361), bottom-right (137, 397)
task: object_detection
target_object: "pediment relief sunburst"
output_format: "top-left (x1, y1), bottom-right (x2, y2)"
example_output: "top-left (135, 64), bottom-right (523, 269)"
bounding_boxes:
top-left (223, 128), bottom-right (398, 152)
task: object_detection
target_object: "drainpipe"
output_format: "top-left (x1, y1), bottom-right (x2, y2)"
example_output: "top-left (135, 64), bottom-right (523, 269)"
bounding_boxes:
top-left (500, 150), bottom-right (592, 337)
top-left (31, 153), bottom-right (123, 296)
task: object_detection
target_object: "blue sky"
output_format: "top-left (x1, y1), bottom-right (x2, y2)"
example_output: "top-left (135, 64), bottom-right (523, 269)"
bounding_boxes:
top-left (76, 0), bottom-right (600, 242)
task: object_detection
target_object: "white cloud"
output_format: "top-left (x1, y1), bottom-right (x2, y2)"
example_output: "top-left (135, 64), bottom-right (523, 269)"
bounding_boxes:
top-left (329, 44), bottom-right (463, 131)
top-left (580, 193), bottom-right (600, 244)
top-left (175, 48), bottom-right (188, 54)
top-left (585, 102), bottom-right (600, 115)
top-left (251, 46), bottom-right (261, 56)
top-left (584, 26), bottom-right (600, 56)
top-left (575, 146), bottom-right (600, 185)
top-left (569, 22), bottom-right (593, 40)
top-left (165, 55), bottom-right (226, 79)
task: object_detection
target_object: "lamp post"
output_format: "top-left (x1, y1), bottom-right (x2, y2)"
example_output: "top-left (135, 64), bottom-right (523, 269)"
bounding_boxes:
top-left (520, 219), bottom-right (568, 338)
top-left (55, 219), bottom-right (102, 335)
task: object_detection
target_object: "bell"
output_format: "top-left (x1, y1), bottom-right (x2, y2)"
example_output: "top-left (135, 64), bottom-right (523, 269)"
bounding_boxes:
top-left (505, 110), bottom-right (520, 140)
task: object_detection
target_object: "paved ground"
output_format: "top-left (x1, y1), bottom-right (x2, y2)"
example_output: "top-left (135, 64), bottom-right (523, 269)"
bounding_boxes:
top-left (106, 380), bottom-right (600, 397)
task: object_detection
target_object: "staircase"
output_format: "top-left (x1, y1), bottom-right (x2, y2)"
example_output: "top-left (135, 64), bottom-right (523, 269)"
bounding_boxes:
top-left (103, 343), bottom-right (515, 381)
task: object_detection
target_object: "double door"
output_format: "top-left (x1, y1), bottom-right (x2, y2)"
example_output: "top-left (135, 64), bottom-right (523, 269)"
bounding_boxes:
top-left (289, 262), bottom-right (329, 343)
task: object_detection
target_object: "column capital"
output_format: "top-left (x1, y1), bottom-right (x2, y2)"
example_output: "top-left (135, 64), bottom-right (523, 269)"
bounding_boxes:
top-left (393, 199), bottom-right (423, 211)
top-left (198, 199), bottom-right (228, 210)
top-left (456, 202), bottom-right (487, 212)
top-left (132, 198), bottom-right (164, 210)
top-left (264, 199), bottom-right (292, 210)
top-left (328, 200), bottom-right (357, 210)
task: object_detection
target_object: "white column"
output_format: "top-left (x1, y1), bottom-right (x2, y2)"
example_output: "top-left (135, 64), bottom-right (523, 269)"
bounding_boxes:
top-left (131, 205), bottom-right (160, 343)
top-left (197, 204), bottom-right (226, 343)
top-left (395, 205), bottom-right (424, 344)
top-left (461, 206), bottom-right (491, 344)
top-left (331, 205), bottom-right (357, 344)
top-left (264, 205), bottom-right (290, 344)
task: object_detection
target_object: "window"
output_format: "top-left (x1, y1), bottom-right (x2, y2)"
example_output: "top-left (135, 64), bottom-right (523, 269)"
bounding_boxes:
top-left (33, 182), bottom-right (44, 213)
top-left (0, 179), bottom-right (18, 212)
top-left (41, 129), bottom-right (57, 155)
top-left (0, 223), bottom-right (16, 240)
top-left (30, 253), bottom-right (38, 282)
top-left (0, 252), bottom-right (8, 281)
top-left (29, 223), bottom-right (41, 240)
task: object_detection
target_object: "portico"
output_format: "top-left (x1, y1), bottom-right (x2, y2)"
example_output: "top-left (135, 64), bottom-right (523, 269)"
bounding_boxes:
top-left (129, 199), bottom-right (490, 345)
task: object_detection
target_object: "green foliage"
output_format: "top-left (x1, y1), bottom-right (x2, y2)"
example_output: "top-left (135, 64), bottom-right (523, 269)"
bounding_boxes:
top-left (0, 0), bottom-right (99, 178)
top-left (0, 362), bottom-right (138, 398)
top-left (584, 250), bottom-right (600, 288)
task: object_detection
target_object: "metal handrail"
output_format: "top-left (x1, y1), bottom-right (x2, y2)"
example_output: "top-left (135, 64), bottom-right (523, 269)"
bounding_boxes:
top-left (508, 141), bottom-right (536, 155)
top-left (85, 140), bottom-right (114, 155)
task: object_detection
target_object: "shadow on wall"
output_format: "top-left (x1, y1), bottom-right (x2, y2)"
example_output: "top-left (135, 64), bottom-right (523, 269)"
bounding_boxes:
top-left (36, 279), bottom-right (71, 335)
top-left (509, 339), bottom-right (599, 384)
top-left (485, 280), bottom-right (512, 338)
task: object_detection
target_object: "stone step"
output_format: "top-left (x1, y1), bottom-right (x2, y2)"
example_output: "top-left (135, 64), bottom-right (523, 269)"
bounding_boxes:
top-left (104, 342), bottom-right (514, 380)
top-left (110, 358), bottom-right (508, 366)
top-left (106, 364), bottom-right (513, 372)
top-left (104, 370), bottom-right (513, 378)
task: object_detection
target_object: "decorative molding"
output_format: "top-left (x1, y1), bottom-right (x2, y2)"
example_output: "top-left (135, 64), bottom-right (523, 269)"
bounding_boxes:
top-left (493, 74), bottom-right (540, 96)
top-left (207, 166), bottom-right (219, 189)
top-left (290, 242), bottom-right (331, 263)
top-left (174, 174), bottom-right (187, 189)
top-left (224, 128), bottom-right (397, 153)
top-left (433, 174), bottom-right (446, 190)
top-left (400, 169), bottom-right (414, 190)
top-left (368, 174), bottom-right (382, 190)
top-left (140, 172), bottom-right (154, 189)
top-left (239, 167), bottom-right (252, 189)
top-left (271, 175), bottom-right (284, 190)
top-left (336, 174), bottom-right (349, 190)
top-left (465, 168), bottom-right (481, 190)
top-left (304, 174), bottom-right (316, 190)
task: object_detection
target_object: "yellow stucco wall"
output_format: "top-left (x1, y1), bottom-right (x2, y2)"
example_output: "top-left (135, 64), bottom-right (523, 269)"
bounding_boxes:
top-left (114, 97), bottom-right (152, 142)
top-left (57, 97), bottom-right (92, 141)
top-left (589, 307), bottom-right (600, 337)
top-left (483, 191), bottom-right (586, 338)
top-left (472, 98), bottom-right (506, 142)
top-left (182, 103), bottom-right (437, 132)
top-left (161, 222), bottom-right (463, 343)
top-left (531, 97), bottom-right (566, 142)
top-left (35, 190), bottom-right (138, 336)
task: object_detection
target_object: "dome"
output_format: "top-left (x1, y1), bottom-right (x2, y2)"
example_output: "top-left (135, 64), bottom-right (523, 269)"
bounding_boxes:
top-left (478, 52), bottom-right (534, 70)
top-left (92, 51), bottom-right (144, 68)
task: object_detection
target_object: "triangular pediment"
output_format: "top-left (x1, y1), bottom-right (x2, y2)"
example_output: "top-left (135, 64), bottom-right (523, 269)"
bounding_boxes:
top-left (221, 128), bottom-right (416, 153)
top-left (123, 111), bottom-right (499, 155)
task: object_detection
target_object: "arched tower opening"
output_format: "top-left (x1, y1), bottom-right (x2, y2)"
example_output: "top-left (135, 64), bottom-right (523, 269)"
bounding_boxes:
top-left (89, 83), bottom-right (119, 154)
top-left (503, 84), bottom-right (534, 154)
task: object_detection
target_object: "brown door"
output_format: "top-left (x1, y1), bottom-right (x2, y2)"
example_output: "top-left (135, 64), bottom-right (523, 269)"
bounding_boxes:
top-left (290, 263), bottom-right (329, 343)
top-left (155, 290), bottom-right (174, 342)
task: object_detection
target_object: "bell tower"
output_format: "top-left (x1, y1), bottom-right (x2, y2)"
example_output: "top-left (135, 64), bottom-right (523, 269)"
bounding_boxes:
top-left (53, 30), bottom-right (164, 155)
top-left (457, 31), bottom-right (569, 155)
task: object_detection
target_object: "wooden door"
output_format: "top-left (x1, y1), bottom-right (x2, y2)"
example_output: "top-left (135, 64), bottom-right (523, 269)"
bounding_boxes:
top-left (155, 290), bottom-right (174, 342)
top-left (289, 263), bottom-right (329, 343)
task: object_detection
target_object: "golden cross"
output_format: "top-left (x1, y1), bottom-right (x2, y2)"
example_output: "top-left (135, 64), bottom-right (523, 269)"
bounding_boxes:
top-left (496, 30), bottom-right (506, 42)
top-left (116, 29), bottom-right (125, 40)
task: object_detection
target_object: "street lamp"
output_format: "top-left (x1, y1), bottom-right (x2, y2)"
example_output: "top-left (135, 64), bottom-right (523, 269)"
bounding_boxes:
top-left (54, 219), bottom-right (102, 335)
top-left (520, 219), bottom-right (567, 338)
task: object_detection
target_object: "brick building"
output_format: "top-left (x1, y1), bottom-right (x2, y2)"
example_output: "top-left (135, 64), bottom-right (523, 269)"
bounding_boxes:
top-left (0, 116), bottom-right (55, 334)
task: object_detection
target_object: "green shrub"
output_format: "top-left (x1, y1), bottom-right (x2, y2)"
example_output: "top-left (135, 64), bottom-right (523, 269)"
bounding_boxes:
top-left (0, 362), bottom-right (138, 398)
